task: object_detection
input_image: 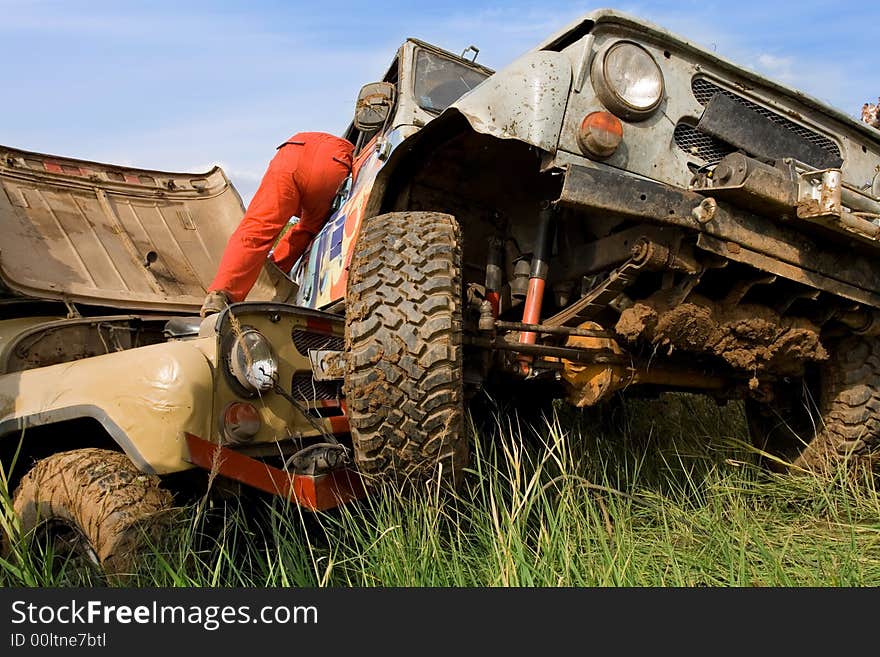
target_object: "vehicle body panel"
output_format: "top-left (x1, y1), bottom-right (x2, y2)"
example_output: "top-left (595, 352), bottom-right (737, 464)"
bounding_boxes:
top-left (447, 49), bottom-right (572, 152)
top-left (538, 9), bottom-right (880, 146)
top-left (0, 316), bottom-right (65, 365)
top-left (0, 304), bottom-right (346, 475)
top-left (552, 19), bottom-right (880, 195)
top-left (0, 145), bottom-right (275, 312)
top-left (0, 339), bottom-right (215, 473)
top-left (209, 303), bottom-right (348, 451)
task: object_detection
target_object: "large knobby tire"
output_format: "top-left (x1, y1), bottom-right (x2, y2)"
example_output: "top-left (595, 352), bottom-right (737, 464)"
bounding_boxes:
top-left (12, 448), bottom-right (173, 574)
top-left (344, 211), bottom-right (466, 488)
top-left (746, 335), bottom-right (880, 474)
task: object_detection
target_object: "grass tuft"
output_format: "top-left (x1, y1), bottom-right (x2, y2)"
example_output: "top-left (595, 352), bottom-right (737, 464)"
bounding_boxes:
top-left (2, 394), bottom-right (879, 586)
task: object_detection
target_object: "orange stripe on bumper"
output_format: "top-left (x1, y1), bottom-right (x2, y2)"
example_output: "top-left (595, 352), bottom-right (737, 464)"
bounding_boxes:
top-left (184, 433), bottom-right (365, 511)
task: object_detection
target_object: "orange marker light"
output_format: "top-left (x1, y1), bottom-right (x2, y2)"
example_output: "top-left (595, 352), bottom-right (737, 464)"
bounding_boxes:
top-left (221, 402), bottom-right (261, 444)
top-left (577, 111), bottom-right (624, 159)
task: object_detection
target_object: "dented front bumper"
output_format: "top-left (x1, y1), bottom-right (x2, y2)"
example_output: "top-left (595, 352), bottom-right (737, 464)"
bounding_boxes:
top-left (184, 433), bottom-right (365, 510)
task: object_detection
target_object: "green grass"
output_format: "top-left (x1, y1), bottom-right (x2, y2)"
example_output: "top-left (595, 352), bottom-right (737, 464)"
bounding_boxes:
top-left (2, 394), bottom-right (880, 586)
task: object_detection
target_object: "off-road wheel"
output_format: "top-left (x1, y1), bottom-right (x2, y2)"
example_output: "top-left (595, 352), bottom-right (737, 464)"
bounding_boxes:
top-left (12, 448), bottom-right (173, 574)
top-left (344, 211), bottom-right (466, 488)
top-left (745, 335), bottom-right (880, 475)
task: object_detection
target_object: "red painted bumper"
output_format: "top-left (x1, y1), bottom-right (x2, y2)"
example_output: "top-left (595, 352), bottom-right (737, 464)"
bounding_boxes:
top-left (184, 433), bottom-right (366, 511)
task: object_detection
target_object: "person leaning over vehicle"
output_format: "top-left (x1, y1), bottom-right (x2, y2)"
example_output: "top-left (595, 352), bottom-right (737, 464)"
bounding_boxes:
top-left (200, 131), bottom-right (354, 316)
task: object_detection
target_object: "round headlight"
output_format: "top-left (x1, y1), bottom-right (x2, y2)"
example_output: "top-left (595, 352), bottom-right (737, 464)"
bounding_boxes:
top-left (592, 41), bottom-right (664, 121)
top-left (229, 329), bottom-right (278, 393)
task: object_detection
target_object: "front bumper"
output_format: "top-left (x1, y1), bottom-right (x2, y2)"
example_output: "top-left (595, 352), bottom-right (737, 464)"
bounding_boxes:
top-left (184, 433), bottom-right (365, 510)
top-left (555, 163), bottom-right (880, 309)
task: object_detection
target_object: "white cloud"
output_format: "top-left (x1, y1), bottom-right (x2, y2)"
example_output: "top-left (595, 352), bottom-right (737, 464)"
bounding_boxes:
top-left (756, 53), bottom-right (794, 72)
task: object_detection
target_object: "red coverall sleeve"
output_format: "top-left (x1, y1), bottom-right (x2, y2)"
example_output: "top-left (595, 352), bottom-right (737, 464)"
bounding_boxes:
top-left (208, 157), bottom-right (301, 302)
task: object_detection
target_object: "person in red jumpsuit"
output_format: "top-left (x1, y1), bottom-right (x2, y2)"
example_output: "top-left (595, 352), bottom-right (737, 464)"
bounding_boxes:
top-left (201, 131), bottom-right (354, 316)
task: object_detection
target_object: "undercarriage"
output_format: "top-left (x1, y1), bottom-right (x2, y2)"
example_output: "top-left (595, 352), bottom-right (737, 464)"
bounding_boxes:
top-left (385, 129), bottom-right (880, 410)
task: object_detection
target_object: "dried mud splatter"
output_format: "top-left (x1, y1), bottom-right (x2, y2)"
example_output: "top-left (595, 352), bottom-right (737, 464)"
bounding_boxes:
top-left (615, 294), bottom-right (827, 375)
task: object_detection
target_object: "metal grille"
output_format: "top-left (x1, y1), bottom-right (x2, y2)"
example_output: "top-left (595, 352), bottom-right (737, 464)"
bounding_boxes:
top-left (673, 122), bottom-right (736, 164)
top-left (691, 78), bottom-right (841, 159)
top-left (291, 329), bottom-right (344, 356)
top-left (291, 372), bottom-right (340, 401)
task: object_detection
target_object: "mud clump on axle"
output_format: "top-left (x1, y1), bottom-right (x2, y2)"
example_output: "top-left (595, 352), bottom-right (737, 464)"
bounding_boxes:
top-left (615, 294), bottom-right (827, 375)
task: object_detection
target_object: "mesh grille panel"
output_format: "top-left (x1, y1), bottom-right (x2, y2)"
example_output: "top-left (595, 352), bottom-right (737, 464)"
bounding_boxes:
top-left (291, 329), bottom-right (343, 356)
top-left (673, 122), bottom-right (736, 164)
top-left (691, 78), bottom-right (841, 158)
top-left (291, 372), bottom-right (340, 402)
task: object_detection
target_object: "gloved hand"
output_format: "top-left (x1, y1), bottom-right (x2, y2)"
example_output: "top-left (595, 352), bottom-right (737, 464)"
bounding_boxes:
top-left (200, 290), bottom-right (231, 318)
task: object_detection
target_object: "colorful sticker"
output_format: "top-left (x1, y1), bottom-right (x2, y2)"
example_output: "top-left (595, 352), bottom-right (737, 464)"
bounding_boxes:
top-left (292, 129), bottom-right (406, 309)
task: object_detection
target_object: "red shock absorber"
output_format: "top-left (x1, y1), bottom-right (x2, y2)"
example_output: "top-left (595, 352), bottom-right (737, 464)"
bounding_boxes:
top-left (519, 203), bottom-right (555, 347)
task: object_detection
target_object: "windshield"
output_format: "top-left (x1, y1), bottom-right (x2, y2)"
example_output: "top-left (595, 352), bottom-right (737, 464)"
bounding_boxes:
top-left (413, 49), bottom-right (490, 114)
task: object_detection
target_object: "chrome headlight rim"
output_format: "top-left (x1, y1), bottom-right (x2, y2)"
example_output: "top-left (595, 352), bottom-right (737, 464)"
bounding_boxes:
top-left (222, 326), bottom-right (278, 396)
top-left (591, 40), bottom-right (664, 122)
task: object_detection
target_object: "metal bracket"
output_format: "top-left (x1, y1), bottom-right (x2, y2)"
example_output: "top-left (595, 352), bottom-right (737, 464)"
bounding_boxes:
top-left (460, 45), bottom-right (480, 62)
top-left (796, 169), bottom-right (880, 242)
top-left (797, 169), bottom-right (841, 219)
top-left (375, 138), bottom-right (392, 161)
top-left (64, 300), bottom-right (80, 319)
top-left (309, 349), bottom-right (345, 381)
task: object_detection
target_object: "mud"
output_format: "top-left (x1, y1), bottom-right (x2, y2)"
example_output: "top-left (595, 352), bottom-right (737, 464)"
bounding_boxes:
top-left (615, 294), bottom-right (827, 375)
top-left (12, 448), bottom-right (172, 575)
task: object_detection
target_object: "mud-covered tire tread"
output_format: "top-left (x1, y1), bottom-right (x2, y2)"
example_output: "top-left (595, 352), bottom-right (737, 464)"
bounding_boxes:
top-left (795, 335), bottom-right (880, 471)
top-left (344, 211), bottom-right (466, 486)
top-left (747, 335), bottom-right (880, 473)
top-left (12, 448), bottom-right (172, 574)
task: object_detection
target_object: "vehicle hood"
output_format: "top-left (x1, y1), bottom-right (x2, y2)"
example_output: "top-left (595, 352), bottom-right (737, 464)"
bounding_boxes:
top-left (0, 145), bottom-right (272, 312)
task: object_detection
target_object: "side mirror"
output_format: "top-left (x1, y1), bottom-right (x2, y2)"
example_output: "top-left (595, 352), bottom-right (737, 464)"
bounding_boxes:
top-left (354, 82), bottom-right (396, 131)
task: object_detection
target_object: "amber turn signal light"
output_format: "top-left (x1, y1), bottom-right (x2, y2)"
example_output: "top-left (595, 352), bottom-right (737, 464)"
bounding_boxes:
top-left (577, 111), bottom-right (623, 159)
top-left (221, 402), bottom-right (261, 444)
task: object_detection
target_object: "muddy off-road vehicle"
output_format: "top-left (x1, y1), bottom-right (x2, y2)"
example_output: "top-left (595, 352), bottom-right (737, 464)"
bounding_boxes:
top-left (3, 9), bottom-right (880, 569)
top-left (297, 8), bottom-right (880, 483)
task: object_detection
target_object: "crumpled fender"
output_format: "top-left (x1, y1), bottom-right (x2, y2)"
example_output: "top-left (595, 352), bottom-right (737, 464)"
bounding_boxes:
top-left (448, 49), bottom-right (572, 152)
top-left (0, 339), bottom-right (216, 474)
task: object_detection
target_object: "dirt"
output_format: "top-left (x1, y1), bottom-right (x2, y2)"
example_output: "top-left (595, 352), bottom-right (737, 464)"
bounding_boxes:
top-left (11, 448), bottom-right (172, 576)
top-left (323, 356), bottom-right (347, 380)
top-left (615, 294), bottom-right (827, 376)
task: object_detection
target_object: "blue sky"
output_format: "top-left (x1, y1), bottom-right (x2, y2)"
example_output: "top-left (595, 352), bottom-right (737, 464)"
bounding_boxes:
top-left (1, 1), bottom-right (876, 202)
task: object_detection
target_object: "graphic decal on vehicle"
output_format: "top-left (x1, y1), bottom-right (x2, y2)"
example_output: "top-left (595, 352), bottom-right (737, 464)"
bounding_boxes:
top-left (293, 132), bottom-right (399, 309)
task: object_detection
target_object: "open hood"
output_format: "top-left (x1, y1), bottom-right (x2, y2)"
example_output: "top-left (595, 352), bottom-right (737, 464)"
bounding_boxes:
top-left (0, 145), bottom-right (273, 312)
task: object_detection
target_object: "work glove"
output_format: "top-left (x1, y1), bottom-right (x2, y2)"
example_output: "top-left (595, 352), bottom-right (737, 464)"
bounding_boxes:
top-left (200, 290), bottom-right (231, 318)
